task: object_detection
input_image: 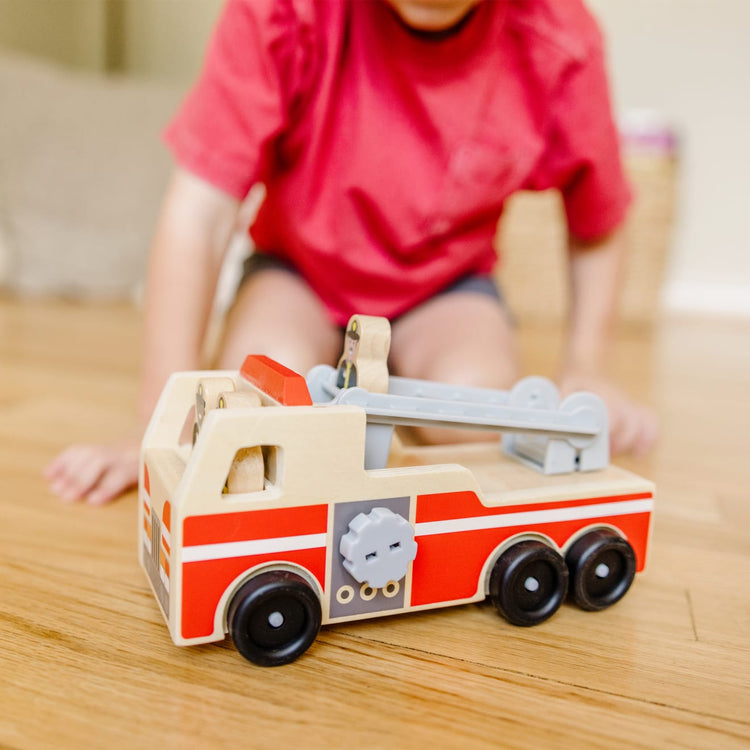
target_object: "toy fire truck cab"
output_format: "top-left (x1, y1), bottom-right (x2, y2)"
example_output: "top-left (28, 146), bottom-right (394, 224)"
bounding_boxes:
top-left (139, 320), bottom-right (654, 667)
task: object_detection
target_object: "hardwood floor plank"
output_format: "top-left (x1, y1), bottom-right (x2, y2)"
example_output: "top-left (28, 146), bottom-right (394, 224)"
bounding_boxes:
top-left (1, 297), bottom-right (748, 748)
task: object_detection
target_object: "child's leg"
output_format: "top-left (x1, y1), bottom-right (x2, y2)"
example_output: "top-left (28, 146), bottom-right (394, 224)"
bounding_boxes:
top-left (216, 264), bottom-right (343, 375)
top-left (389, 288), bottom-right (519, 443)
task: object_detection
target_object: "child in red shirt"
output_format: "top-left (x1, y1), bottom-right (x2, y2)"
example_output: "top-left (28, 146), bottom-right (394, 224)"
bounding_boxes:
top-left (46, 0), bottom-right (657, 504)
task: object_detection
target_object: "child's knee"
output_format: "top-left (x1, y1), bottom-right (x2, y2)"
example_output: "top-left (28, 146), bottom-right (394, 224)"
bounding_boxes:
top-left (425, 345), bottom-right (518, 392)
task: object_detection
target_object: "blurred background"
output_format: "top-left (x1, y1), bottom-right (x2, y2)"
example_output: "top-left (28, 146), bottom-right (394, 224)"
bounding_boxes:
top-left (0, 0), bottom-right (748, 321)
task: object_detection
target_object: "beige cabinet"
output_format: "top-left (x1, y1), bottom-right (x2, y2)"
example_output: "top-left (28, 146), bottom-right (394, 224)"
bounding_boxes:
top-left (0, 0), bottom-right (110, 70)
top-left (0, 0), bottom-right (221, 80)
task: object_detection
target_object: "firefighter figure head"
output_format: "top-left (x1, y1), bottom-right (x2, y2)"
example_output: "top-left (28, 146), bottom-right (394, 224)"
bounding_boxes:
top-left (344, 318), bottom-right (360, 362)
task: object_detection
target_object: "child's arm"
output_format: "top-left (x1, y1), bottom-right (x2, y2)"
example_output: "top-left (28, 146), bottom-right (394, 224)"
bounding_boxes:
top-left (558, 225), bottom-right (658, 456)
top-left (44, 168), bottom-right (240, 504)
top-left (138, 168), bottom-right (240, 426)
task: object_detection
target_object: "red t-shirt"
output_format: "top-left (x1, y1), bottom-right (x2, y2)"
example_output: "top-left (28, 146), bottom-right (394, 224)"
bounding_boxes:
top-left (166, 0), bottom-right (631, 325)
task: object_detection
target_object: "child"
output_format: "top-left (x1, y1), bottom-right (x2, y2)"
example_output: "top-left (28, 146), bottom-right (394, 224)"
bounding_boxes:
top-left (45, 0), bottom-right (658, 505)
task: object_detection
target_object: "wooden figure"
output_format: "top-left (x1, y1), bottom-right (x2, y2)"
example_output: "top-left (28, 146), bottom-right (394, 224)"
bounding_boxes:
top-left (139, 318), bottom-right (654, 667)
top-left (336, 314), bottom-right (391, 394)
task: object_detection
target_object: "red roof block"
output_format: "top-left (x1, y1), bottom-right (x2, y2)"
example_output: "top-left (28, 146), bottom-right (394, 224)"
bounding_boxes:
top-left (239, 355), bottom-right (313, 406)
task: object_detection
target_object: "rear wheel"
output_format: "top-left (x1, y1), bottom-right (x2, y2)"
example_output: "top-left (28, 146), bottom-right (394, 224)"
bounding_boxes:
top-left (489, 541), bottom-right (568, 626)
top-left (566, 530), bottom-right (636, 611)
top-left (228, 571), bottom-right (321, 666)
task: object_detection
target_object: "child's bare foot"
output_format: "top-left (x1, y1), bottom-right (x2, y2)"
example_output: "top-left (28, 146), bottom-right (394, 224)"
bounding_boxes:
top-left (43, 437), bottom-right (141, 505)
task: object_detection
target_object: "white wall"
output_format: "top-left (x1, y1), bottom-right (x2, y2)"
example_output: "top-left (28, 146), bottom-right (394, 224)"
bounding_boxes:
top-left (589, 0), bottom-right (750, 317)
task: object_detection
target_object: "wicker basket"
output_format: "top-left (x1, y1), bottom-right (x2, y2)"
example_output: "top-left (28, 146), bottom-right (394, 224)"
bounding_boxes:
top-left (496, 143), bottom-right (678, 327)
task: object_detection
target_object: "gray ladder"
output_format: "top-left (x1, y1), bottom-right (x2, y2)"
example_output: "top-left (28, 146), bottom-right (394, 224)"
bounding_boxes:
top-left (306, 365), bottom-right (609, 475)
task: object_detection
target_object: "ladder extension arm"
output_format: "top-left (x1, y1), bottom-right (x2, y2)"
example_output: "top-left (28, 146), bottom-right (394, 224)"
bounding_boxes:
top-left (306, 365), bottom-right (609, 474)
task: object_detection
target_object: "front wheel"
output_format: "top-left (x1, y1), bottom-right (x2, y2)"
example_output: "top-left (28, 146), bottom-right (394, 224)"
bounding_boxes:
top-left (228, 571), bottom-right (322, 666)
top-left (489, 541), bottom-right (569, 626)
top-left (566, 530), bottom-right (636, 611)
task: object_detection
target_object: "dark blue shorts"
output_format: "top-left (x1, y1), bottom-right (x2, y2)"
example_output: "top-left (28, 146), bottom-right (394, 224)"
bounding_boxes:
top-left (239, 252), bottom-right (503, 310)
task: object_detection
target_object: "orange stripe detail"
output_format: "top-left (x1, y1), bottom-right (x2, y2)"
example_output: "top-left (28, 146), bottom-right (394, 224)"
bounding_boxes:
top-left (411, 510), bottom-right (652, 606)
top-left (416, 490), bottom-right (653, 524)
top-left (181, 548), bottom-right (326, 639)
top-left (143, 464), bottom-right (151, 496)
top-left (183, 504), bottom-right (328, 547)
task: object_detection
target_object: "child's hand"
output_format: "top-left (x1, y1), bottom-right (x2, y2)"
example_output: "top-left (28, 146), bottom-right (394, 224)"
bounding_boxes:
top-left (558, 371), bottom-right (658, 457)
top-left (43, 437), bottom-right (140, 505)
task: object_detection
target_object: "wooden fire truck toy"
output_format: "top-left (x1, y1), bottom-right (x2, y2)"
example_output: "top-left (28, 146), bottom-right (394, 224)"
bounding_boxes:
top-left (139, 315), bottom-right (654, 667)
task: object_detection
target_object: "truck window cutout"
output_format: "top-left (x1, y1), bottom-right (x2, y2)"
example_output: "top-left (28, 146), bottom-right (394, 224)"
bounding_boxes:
top-left (223, 445), bottom-right (281, 495)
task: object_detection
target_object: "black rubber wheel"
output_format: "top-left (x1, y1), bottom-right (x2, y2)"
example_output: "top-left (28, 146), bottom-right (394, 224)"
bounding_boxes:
top-left (566, 530), bottom-right (636, 611)
top-left (489, 541), bottom-right (569, 626)
top-left (228, 571), bottom-right (321, 666)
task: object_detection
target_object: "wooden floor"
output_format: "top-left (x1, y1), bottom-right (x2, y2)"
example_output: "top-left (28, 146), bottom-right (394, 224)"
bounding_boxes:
top-left (1, 295), bottom-right (748, 749)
